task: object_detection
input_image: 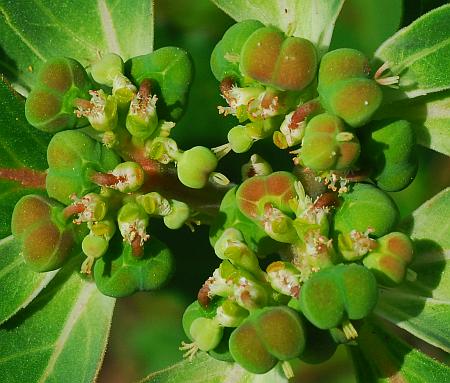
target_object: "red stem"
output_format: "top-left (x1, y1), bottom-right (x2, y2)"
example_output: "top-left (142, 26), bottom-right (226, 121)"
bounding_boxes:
top-left (0, 167), bottom-right (47, 188)
top-left (116, 138), bottom-right (231, 217)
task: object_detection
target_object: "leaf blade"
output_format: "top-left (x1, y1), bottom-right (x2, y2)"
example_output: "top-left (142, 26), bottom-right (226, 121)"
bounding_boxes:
top-left (0, 259), bottom-right (115, 383)
top-left (139, 352), bottom-right (288, 383)
top-left (375, 4), bottom-right (450, 99)
top-left (0, 236), bottom-right (58, 325)
top-left (0, 0), bottom-right (154, 87)
top-left (351, 319), bottom-right (450, 383)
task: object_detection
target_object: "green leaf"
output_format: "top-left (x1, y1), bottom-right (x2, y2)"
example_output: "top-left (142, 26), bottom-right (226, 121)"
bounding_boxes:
top-left (0, 258), bottom-right (115, 383)
top-left (375, 90), bottom-right (450, 156)
top-left (375, 4), bottom-right (450, 99)
top-left (350, 319), bottom-right (450, 383)
top-left (139, 352), bottom-right (288, 383)
top-left (0, 0), bottom-right (154, 87)
top-left (210, 0), bottom-right (345, 56)
top-left (0, 236), bottom-right (57, 325)
top-left (329, 0), bottom-right (402, 57)
top-left (374, 188), bottom-right (450, 352)
top-left (0, 76), bottom-right (51, 239)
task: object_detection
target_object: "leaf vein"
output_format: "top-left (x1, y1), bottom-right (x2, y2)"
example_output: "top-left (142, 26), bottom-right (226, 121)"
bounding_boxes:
top-left (0, 7), bottom-right (46, 61)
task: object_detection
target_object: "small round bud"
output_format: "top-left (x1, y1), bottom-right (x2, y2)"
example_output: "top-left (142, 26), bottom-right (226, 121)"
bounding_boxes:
top-left (163, 200), bottom-right (190, 229)
top-left (82, 233), bottom-right (109, 259)
top-left (90, 53), bottom-right (124, 87)
top-left (177, 146), bottom-right (218, 189)
top-left (189, 317), bottom-right (224, 351)
top-left (227, 126), bottom-right (253, 153)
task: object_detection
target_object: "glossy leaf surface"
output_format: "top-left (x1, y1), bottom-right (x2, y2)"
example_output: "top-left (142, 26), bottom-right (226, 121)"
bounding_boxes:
top-left (0, 0), bottom-right (154, 88)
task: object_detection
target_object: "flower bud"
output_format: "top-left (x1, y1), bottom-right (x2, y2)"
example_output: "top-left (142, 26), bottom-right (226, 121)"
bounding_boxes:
top-left (110, 161), bottom-right (145, 193)
top-left (164, 200), bottom-right (190, 229)
top-left (126, 79), bottom-right (158, 139)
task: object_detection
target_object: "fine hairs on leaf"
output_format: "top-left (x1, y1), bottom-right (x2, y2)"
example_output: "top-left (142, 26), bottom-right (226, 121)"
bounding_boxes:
top-left (0, 1), bottom-right (449, 383)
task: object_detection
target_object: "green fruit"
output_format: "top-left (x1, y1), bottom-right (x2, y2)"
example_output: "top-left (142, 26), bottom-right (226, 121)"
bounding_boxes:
top-left (240, 27), bottom-right (317, 91)
top-left (176, 146), bottom-right (218, 189)
top-left (182, 301), bottom-right (219, 341)
top-left (190, 317), bottom-right (224, 351)
top-left (360, 119), bottom-right (418, 191)
top-left (229, 306), bottom-right (306, 374)
top-left (299, 113), bottom-right (360, 171)
top-left (236, 171), bottom-right (297, 221)
top-left (46, 130), bottom-right (120, 204)
top-left (25, 57), bottom-right (92, 132)
top-left (93, 235), bottom-right (174, 298)
top-left (363, 232), bottom-right (414, 286)
top-left (228, 125), bottom-right (253, 153)
top-left (321, 78), bottom-right (382, 128)
top-left (255, 306), bottom-right (306, 361)
top-left (210, 19), bottom-right (264, 82)
top-left (128, 47), bottom-right (193, 121)
top-left (318, 48), bottom-right (370, 90)
top-left (229, 321), bottom-right (277, 374)
top-left (299, 264), bottom-right (378, 330)
top-left (209, 187), bottom-right (282, 257)
top-left (333, 183), bottom-right (399, 238)
top-left (11, 195), bottom-right (81, 272)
